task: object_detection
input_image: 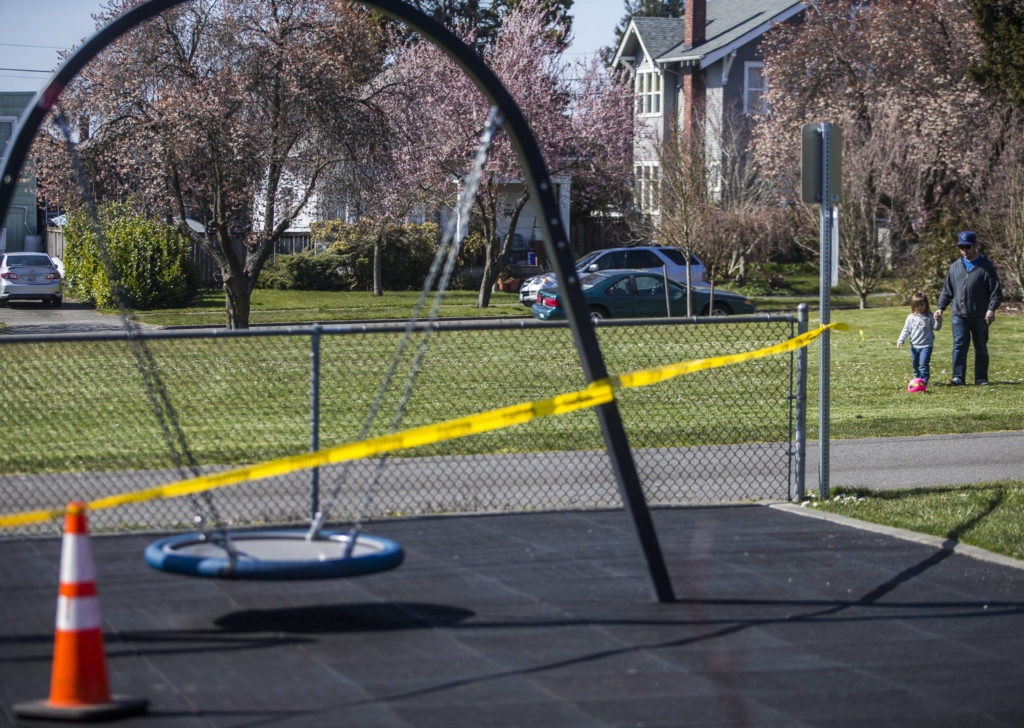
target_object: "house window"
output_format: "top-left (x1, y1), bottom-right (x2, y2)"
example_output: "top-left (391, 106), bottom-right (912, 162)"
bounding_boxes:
top-left (635, 70), bottom-right (662, 116)
top-left (0, 117), bottom-right (15, 150)
top-left (744, 62), bottom-right (766, 114)
top-left (635, 163), bottom-right (660, 213)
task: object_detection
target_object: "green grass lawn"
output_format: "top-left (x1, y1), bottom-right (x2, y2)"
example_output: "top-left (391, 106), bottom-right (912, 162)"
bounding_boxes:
top-left (807, 306), bottom-right (1024, 438)
top-left (129, 289), bottom-right (530, 326)
top-left (20, 287), bottom-right (1024, 556)
top-left (97, 289), bottom-right (1024, 443)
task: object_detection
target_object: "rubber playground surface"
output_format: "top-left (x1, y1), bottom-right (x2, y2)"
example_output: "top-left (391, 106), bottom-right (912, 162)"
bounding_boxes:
top-left (3, 503), bottom-right (1024, 727)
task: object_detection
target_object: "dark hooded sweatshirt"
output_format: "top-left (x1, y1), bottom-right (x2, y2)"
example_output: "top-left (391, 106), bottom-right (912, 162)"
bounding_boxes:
top-left (937, 254), bottom-right (1002, 318)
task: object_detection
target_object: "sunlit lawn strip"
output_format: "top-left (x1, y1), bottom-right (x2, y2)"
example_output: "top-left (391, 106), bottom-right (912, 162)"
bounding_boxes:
top-left (128, 289), bottom-right (529, 326)
top-left (809, 481), bottom-right (1024, 561)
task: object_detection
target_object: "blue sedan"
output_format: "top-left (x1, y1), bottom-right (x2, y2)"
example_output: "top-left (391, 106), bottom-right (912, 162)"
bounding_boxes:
top-left (530, 269), bottom-right (754, 320)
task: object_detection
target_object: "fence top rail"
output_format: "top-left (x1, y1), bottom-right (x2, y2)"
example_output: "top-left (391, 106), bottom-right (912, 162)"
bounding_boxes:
top-left (0, 313), bottom-right (797, 345)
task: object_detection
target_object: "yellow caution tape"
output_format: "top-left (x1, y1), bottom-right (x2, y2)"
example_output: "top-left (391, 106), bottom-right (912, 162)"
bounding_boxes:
top-left (0, 322), bottom-right (846, 528)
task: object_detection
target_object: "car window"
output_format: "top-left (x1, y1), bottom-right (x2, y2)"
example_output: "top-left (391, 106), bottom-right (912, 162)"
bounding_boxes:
top-left (604, 276), bottom-right (632, 296)
top-left (580, 273), bottom-right (606, 290)
top-left (6, 253), bottom-right (52, 266)
top-left (634, 275), bottom-right (664, 296)
top-left (594, 251), bottom-right (627, 270)
top-left (575, 252), bottom-right (601, 270)
top-left (658, 248), bottom-right (700, 266)
top-left (626, 250), bottom-right (662, 268)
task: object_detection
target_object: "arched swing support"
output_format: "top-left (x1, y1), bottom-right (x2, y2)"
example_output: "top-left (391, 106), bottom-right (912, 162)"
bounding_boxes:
top-left (0, 0), bottom-right (675, 602)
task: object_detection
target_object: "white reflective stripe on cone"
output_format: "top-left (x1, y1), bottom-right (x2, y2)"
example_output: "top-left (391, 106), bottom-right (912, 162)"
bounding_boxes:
top-left (56, 595), bottom-right (102, 631)
top-left (59, 533), bottom-right (96, 584)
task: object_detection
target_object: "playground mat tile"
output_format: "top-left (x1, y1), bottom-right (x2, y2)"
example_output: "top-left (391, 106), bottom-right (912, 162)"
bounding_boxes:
top-left (2, 505), bottom-right (1024, 727)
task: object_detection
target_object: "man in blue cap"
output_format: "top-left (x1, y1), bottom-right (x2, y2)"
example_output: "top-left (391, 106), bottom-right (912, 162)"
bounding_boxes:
top-left (934, 231), bottom-right (1003, 385)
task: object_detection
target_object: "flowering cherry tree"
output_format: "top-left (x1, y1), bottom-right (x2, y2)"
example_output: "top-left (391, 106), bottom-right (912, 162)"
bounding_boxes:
top-left (34, 0), bottom-right (391, 328)
top-left (753, 0), bottom-right (1010, 305)
top-left (383, 0), bottom-right (633, 307)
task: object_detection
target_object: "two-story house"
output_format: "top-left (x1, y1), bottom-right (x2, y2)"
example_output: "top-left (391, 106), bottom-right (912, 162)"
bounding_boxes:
top-left (1, 92), bottom-right (43, 254)
top-left (612, 0), bottom-right (806, 213)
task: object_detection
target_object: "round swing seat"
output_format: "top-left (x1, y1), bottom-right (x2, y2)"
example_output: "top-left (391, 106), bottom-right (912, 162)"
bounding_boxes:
top-left (144, 530), bottom-right (404, 580)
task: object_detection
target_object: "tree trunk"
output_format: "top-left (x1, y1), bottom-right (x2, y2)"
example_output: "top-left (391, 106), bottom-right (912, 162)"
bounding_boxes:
top-left (222, 275), bottom-right (252, 330)
top-left (373, 233), bottom-right (383, 297)
top-left (477, 253), bottom-right (497, 308)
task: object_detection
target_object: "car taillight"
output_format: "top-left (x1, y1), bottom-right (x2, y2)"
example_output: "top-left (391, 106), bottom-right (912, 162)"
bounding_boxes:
top-left (701, 271), bottom-right (707, 282)
top-left (45, 271), bottom-right (60, 280)
top-left (1, 272), bottom-right (18, 280)
top-left (541, 295), bottom-right (559, 307)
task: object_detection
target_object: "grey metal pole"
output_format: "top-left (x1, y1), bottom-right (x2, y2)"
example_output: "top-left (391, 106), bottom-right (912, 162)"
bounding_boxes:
top-left (662, 265), bottom-right (670, 317)
top-left (818, 123), bottom-right (832, 500)
top-left (794, 303), bottom-right (808, 501)
top-left (310, 324), bottom-right (322, 520)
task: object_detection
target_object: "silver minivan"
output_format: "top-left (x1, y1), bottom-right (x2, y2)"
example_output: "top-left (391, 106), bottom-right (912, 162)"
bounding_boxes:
top-left (519, 246), bottom-right (705, 306)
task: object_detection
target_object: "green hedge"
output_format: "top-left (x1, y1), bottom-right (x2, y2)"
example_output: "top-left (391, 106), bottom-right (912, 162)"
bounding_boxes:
top-left (63, 203), bottom-right (198, 309)
top-left (256, 249), bottom-right (349, 291)
top-left (304, 220), bottom-right (441, 291)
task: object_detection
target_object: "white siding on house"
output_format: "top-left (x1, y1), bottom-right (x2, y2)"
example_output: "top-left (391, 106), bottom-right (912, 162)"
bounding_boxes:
top-left (439, 178), bottom-right (571, 247)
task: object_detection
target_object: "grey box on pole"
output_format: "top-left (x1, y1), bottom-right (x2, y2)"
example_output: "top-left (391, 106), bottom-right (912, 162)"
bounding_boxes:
top-left (801, 123), bottom-right (842, 204)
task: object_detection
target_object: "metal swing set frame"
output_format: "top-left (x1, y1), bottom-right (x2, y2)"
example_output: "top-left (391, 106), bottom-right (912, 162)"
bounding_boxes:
top-left (0, 0), bottom-right (675, 602)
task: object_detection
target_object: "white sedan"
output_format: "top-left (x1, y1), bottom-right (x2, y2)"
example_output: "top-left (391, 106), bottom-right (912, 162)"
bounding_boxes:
top-left (0, 252), bottom-right (63, 306)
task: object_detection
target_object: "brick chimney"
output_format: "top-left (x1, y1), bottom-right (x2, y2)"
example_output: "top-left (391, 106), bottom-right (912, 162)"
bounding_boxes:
top-left (684, 0), bottom-right (706, 47)
top-left (681, 0), bottom-right (706, 139)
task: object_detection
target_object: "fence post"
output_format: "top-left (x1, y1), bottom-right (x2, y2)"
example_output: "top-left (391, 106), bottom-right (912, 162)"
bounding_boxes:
top-left (794, 304), bottom-right (808, 501)
top-left (309, 324), bottom-right (322, 520)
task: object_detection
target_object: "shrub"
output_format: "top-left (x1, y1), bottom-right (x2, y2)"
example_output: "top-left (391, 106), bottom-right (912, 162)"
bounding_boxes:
top-left (256, 250), bottom-right (350, 290)
top-left (310, 220), bottom-right (440, 290)
top-left (63, 203), bottom-right (198, 309)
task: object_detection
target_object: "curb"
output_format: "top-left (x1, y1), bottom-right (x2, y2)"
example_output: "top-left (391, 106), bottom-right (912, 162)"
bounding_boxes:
top-left (769, 501), bottom-right (1024, 572)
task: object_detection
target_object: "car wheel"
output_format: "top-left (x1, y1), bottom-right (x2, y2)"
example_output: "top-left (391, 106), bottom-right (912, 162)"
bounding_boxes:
top-left (703, 302), bottom-right (732, 316)
top-left (52, 296), bottom-right (63, 308)
top-left (589, 305), bottom-right (609, 321)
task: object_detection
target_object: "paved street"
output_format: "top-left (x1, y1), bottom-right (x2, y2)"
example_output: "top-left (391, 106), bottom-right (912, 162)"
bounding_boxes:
top-left (0, 300), bottom-right (133, 335)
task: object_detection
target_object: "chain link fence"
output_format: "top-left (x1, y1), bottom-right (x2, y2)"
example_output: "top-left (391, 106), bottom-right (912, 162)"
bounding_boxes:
top-left (0, 314), bottom-right (803, 536)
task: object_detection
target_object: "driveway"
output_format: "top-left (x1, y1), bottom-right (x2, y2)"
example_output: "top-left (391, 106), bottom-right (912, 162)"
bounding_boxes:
top-left (0, 300), bottom-right (137, 335)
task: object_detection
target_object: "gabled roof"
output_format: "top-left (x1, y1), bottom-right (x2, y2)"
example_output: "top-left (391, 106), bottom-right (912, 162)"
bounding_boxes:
top-left (614, 0), bottom-right (806, 70)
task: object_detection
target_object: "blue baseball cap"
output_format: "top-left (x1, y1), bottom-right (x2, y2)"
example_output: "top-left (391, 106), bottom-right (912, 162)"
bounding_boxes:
top-left (957, 231), bottom-right (977, 246)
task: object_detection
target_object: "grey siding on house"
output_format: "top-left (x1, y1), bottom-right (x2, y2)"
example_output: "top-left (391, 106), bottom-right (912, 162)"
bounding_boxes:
top-left (1, 92), bottom-right (39, 253)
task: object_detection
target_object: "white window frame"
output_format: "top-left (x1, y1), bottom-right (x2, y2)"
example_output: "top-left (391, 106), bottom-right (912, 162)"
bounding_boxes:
top-left (634, 163), bottom-right (660, 214)
top-left (743, 61), bottom-right (767, 115)
top-left (635, 69), bottom-right (662, 116)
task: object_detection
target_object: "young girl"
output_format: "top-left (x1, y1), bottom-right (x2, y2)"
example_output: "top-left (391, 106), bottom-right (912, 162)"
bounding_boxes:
top-left (897, 292), bottom-right (941, 384)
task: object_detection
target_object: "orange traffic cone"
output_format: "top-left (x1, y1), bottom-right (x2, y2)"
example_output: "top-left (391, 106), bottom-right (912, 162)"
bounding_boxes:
top-left (14, 502), bottom-right (147, 721)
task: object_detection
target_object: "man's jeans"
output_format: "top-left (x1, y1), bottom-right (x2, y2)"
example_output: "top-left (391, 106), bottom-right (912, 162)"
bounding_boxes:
top-left (910, 346), bottom-right (932, 382)
top-left (951, 315), bottom-right (989, 383)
